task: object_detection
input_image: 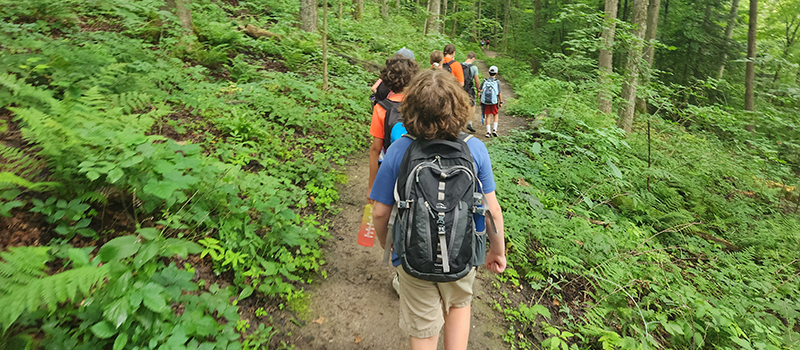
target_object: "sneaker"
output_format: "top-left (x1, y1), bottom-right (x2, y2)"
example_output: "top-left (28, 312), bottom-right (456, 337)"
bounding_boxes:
top-left (467, 124), bottom-right (476, 133)
top-left (391, 273), bottom-right (400, 296)
top-left (485, 132), bottom-right (492, 138)
top-left (492, 130), bottom-right (499, 138)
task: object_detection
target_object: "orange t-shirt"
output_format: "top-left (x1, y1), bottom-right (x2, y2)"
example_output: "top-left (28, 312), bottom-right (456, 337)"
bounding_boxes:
top-left (445, 59), bottom-right (464, 85)
top-left (369, 94), bottom-right (404, 140)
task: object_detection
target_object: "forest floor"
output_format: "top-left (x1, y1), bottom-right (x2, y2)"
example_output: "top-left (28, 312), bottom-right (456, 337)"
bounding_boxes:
top-left (288, 51), bottom-right (529, 349)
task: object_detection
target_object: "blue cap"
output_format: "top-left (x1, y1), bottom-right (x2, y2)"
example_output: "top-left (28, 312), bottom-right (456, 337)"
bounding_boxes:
top-left (395, 47), bottom-right (415, 60)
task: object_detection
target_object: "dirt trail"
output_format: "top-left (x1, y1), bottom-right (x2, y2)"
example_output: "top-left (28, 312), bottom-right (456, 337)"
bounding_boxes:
top-left (288, 51), bottom-right (526, 350)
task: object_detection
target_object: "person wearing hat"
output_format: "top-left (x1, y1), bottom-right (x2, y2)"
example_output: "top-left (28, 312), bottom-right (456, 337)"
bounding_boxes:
top-left (479, 66), bottom-right (503, 138)
top-left (370, 48), bottom-right (417, 106)
top-left (367, 49), bottom-right (419, 204)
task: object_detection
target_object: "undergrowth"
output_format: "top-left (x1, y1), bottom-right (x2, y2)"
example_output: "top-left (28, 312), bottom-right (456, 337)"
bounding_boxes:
top-left (486, 56), bottom-right (800, 349)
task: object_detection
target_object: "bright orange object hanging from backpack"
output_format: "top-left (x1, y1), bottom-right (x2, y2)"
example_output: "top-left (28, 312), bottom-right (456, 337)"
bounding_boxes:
top-left (357, 204), bottom-right (375, 247)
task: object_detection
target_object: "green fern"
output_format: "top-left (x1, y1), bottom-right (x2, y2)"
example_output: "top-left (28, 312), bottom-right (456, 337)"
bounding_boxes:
top-left (0, 247), bottom-right (108, 333)
top-left (0, 144), bottom-right (44, 179)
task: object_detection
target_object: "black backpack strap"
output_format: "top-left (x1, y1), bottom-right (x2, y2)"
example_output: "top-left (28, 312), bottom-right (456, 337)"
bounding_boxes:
top-left (378, 99), bottom-right (401, 149)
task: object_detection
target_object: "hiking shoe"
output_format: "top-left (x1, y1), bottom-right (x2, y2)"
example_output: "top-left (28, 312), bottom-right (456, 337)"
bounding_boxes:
top-left (467, 124), bottom-right (476, 133)
top-left (485, 132), bottom-right (492, 138)
top-left (492, 130), bottom-right (499, 138)
top-left (391, 273), bottom-right (400, 296)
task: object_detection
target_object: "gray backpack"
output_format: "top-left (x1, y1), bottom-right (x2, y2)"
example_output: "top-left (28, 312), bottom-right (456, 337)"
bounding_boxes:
top-left (385, 133), bottom-right (486, 282)
top-left (481, 78), bottom-right (499, 105)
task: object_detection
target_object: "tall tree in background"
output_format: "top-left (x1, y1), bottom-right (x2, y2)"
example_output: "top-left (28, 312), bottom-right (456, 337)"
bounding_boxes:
top-left (164, 0), bottom-right (195, 50)
top-left (635, 0), bottom-right (661, 113)
top-left (425, 0), bottom-right (441, 34)
top-left (617, 0), bottom-right (648, 133)
top-left (718, 0), bottom-right (741, 78)
top-left (355, 0), bottom-right (363, 21)
top-left (300, 0), bottom-right (318, 32)
top-left (745, 0), bottom-right (757, 111)
top-left (381, 0), bottom-right (389, 19)
top-left (322, 0), bottom-right (329, 90)
top-left (441, 0), bottom-right (448, 34)
top-left (598, 0), bottom-right (619, 115)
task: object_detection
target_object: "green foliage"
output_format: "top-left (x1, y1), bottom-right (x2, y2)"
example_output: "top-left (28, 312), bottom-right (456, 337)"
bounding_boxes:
top-left (489, 60), bottom-right (800, 349)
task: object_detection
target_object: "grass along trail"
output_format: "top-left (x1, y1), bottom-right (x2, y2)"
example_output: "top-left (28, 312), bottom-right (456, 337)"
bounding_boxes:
top-left (287, 52), bottom-right (527, 349)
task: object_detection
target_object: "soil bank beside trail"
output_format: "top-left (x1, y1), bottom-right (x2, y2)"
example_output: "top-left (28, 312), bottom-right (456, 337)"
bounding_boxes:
top-left (287, 52), bottom-right (527, 350)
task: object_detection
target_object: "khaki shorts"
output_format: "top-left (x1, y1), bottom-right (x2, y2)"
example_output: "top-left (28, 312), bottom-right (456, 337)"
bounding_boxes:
top-left (395, 266), bottom-right (476, 339)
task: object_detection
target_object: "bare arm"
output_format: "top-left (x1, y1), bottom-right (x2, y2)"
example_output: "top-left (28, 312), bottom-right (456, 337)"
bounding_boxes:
top-left (483, 191), bottom-right (506, 273)
top-left (373, 201), bottom-right (392, 249)
top-left (367, 137), bottom-right (383, 204)
top-left (370, 79), bottom-right (382, 94)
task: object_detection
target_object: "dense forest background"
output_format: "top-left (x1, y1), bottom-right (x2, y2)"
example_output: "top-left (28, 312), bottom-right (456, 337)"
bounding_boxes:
top-left (0, 0), bottom-right (798, 349)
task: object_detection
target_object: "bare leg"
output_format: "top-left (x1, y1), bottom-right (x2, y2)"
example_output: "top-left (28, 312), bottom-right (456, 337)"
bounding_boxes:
top-left (409, 335), bottom-right (439, 350)
top-left (443, 305), bottom-right (471, 350)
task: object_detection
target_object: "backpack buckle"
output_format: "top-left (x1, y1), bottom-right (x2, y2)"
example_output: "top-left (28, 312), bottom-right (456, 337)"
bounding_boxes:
top-left (474, 207), bottom-right (487, 216)
top-left (397, 200), bottom-right (413, 209)
top-left (436, 212), bottom-right (446, 226)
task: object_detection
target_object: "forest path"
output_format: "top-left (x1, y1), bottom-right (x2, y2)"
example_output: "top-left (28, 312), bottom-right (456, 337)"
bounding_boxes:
top-left (287, 51), bottom-right (526, 350)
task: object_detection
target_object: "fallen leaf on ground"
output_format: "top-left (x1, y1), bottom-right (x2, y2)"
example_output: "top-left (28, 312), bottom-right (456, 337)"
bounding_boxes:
top-left (312, 316), bottom-right (325, 324)
top-left (354, 335), bottom-right (362, 343)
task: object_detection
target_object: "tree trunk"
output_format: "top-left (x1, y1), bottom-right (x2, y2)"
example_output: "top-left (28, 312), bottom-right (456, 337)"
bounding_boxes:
top-left (494, 0), bottom-right (500, 36)
top-left (355, 0), bottom-right (363, 21)
top-left (451, 2), bottom-right (458, 37)
top-left (598, 0), bottom-right (619, 115)
top-left (442, 0), bottom-right (448, 33)
top-left (322, 0), bottom-right (329, 90)
top-left (617, 0), bottom-right (647, 133)
top-left (635, 0), bottom-right (660, 113)
top-left (381, 0), bottom-right (389, 19)
top-left (338, 0), bottom-right (343, 28)
top-left (477, 0), bottom-right (482, 40)
top-left (718, 0), bottom-right (741, 78)
top-left (621, 0), bottom-right (629, 22)
top-left (163, 0), bottom-right (195, 49)
top-left (534, 0), bottom-right (542, 32)
top-left (397, 0), bottom-right (401, 8)
top-left (502, 0), bottom-right (511, 50)
top-left (744, 0), bottom-right (756, 111)
top-left (300, 0), bottom-right (318, 32)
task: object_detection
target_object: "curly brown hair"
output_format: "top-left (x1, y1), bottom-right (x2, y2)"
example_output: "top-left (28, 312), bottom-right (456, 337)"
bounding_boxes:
top-left (400, 69), bottom-right (470, 140)
top-left (380, 54), bottom-right (419, 93)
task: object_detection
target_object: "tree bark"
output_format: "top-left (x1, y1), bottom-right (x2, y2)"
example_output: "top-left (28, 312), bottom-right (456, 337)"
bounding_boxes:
top-left (718, 0), bottom-right (741, 78)
top-left (503, 0), bottom-right (511, 50)
top-left (338, 0), bottom-right (343, 28)
top-left (381, 0), bottom-right (389, 19)
top-left (355, 0), bottom-right (363, 21)
top-left (477, 0), bottom-right (482, 40)
top-left (322, 0), bottom-right (329, 90)
top-left (744, 0), bottom-right (756, 111)
top-left (163, 0), bottom-right (195, 50)
top-left (635, 0), bottom-right (660, 113)
top-left (534, 0), bottom-right (542, 33)
top-left (621, 0), bottom-right (629, 22)
top-left (617, 0), bottom-right (647, 133)
top-left (598, 0), bottom-right (619, 115)
top-left (442, 0), bottom-right (448, 34)
top-left (451, 2), bottom-right (458, 37)
top-left (300, 0), bottom-right (318, 32)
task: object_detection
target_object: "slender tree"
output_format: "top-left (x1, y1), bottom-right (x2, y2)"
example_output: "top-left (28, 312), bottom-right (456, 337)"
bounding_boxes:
top-left (745, 0), bottom-right (757, 111)
top-left (355, 0), bottom-right (363, 21)
top-left (322, 0), bottom-right (329, 90)
top-left (451, 1), bottom-right (458, 37)
top-left (300, 0), bottom-right (318, 32)
top-left (718, 0), bottom-right (741, 78)
top-left (635, 0), bottom-right (661, 113)
top-left (426, 0), bottom-right (441, 34)
top-left (598, 0), bottom-right (619, 115)
top-left (381, 0), bottom-right (389, 19)
top-left (338, 0), bottom-right (343, 28)
top-left (442, 0), bottom-right (448, 34)
top-left (617, 0), bottom-right (648, 133)
top-left (163, 0), bottom-right (195, 50)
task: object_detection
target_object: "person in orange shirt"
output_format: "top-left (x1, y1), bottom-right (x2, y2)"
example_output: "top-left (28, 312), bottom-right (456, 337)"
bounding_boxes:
top-left (367, 52), bottom-right (419, 203)
top-left (442, 44), bottom-right (464, 86)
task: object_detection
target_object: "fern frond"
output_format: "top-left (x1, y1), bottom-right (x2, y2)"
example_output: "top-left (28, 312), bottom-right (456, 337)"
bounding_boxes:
top-left (0, 247), bottom-right (108, 333)
top-left (76, 190), bottom-right (108, 205)
top-left (110, 91), bottom-right (151, 114)
top-left (0, 144), bottom-right (44, 179)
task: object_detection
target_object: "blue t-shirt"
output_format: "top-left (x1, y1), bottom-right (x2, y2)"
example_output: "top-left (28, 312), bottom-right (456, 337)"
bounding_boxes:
top-left (369, 136), bottom-right (496, 267)
top-left (370, 136), bottom-right (496, 205)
